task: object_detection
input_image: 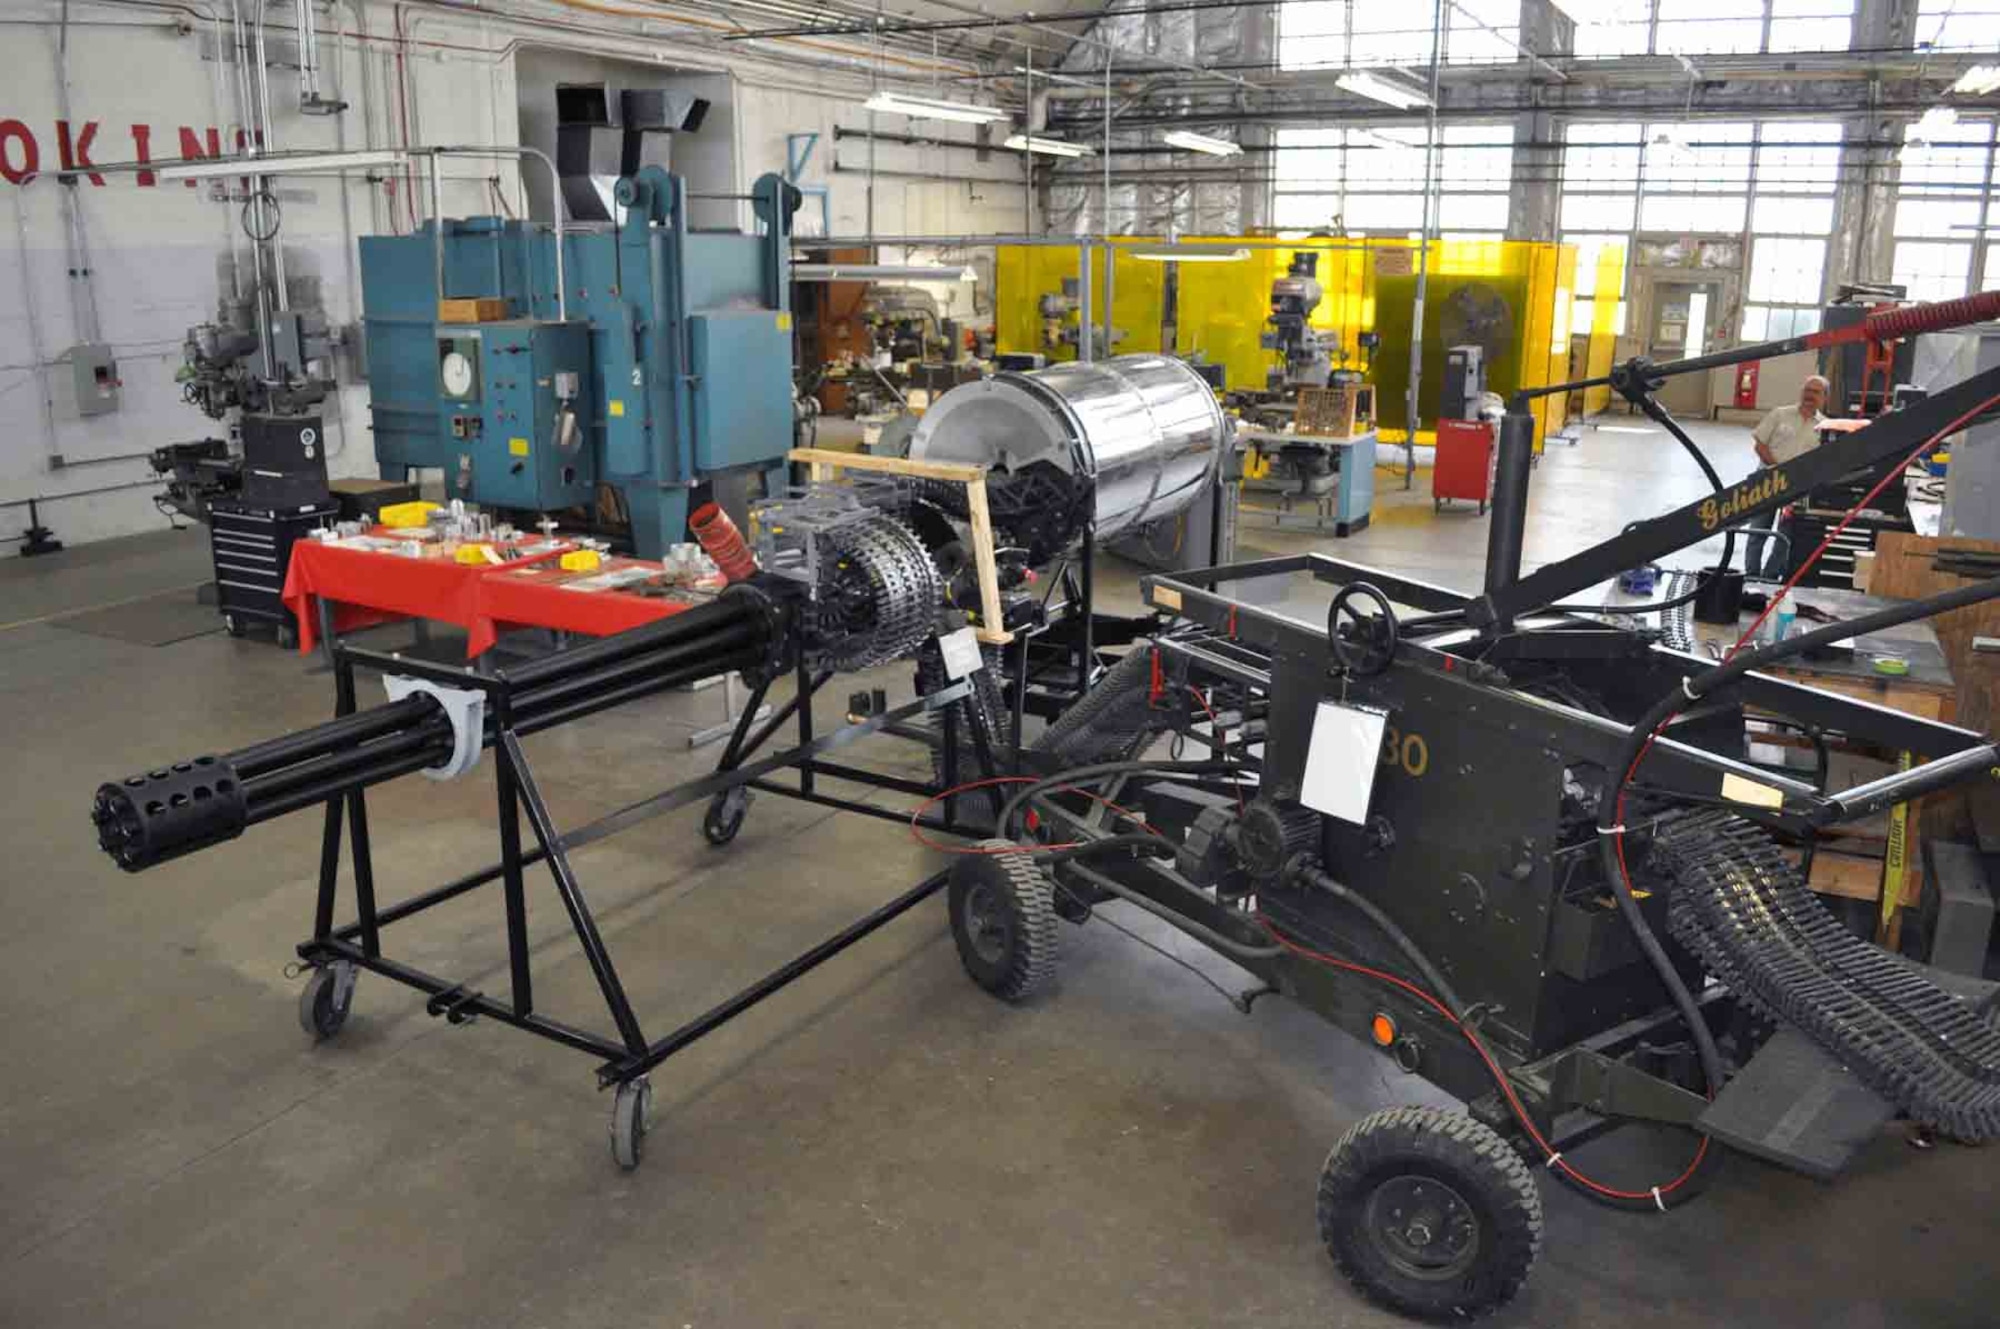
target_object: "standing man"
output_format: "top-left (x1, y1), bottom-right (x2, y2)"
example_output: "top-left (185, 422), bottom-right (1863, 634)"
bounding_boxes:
top-left (1743, 374), bottom-right (1829, 578)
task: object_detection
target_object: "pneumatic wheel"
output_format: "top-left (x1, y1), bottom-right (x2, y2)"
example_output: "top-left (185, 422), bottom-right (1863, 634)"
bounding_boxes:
top-left (702, 787), bottom-right (749, 846)
top-left (298, 960), bottom-right (357, 1042)
top-left (948, 841), bottom-right (1057, 1002)
top-left (1316, 1106), bottom-right (1542, 1322)
top-left (609, 1077), bottom-right (654, 1171)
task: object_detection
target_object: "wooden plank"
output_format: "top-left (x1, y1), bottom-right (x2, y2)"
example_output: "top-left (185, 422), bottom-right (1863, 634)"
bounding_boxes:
top-left (784, 447), bottom-right (1012, 644)
top-left (1770, 673), bottom-right (1948, 720)
top-left (961, 474), bottom-right (1013, 646)
top-left (787, 447), bottom-right (985, 484)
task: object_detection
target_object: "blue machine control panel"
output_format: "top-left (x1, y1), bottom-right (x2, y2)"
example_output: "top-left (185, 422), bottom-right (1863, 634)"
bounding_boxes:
top-left (433, 321), bottom-right (595, 512)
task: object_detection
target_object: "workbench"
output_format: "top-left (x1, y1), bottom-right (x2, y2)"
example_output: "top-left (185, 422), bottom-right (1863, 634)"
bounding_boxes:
top-left (283, 534), bottom-right (710, 658)
top-left (1692, 586), bottom-right (1954, 927)
top-left (1237, 427), bottom-right (1376, 536)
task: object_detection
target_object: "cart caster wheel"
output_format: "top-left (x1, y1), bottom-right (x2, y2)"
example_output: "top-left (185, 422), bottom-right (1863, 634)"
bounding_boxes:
top-left (948, 841), bottom-right (1057, 1002)
top-left (609, 1077), bottom-right (654, 1171)
top-left (298, 960), bottom-right (357, 1042)
top-left (276, 622), bottom-right (298, 650)
top-left (1478, 501), bottom-right (1488, 516)
top-left (223, 613), bottom-right (246, 638)
top-left (1433, 498), bottom-right (1441, 513)
top-left (702, 788), bottom-right (750, 845)
top-left (1317, 1106), bottom-right (1541, 1322)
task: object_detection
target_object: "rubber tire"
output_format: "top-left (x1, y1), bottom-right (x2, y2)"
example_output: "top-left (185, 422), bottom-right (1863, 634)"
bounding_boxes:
top-left (948, 840), bottom-right (1058, 1003)
top-left (1316, 1106), bottom-right (1542, 1323)
top-left (610, 1077), bottom-right (653, 1171)
top-left (702, 788), bottom-right (749, 846)
top-left (298, 962), bottom-right (355, 1042)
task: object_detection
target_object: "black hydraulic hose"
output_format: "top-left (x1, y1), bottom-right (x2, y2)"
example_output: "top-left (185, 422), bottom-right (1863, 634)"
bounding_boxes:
top-left (996, 759), bottom-right (1247, 840)
top-left (1299, 866), bottom-right (1468, 1016)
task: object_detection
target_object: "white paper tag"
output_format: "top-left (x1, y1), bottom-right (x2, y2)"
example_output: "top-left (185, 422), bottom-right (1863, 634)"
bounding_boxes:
top-left (938, 626), bottom-right (984, 681)
top-left (1300, 701), bottom-right (1387, 824)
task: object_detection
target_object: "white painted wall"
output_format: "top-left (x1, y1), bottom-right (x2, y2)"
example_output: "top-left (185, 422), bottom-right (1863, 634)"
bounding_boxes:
top-left (1, 1), bottom-right (1031, 554)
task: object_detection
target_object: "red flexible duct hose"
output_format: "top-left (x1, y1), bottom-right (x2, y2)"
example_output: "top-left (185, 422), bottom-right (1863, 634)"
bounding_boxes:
top-left (1862, 289), bottom-right (2000, 342)
top-left (690, 502), bottom-right (759, 583)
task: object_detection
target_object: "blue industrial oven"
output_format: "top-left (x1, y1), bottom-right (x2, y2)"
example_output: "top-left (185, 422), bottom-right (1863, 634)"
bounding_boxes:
top-left (360, 169), bottom-right (799, 556)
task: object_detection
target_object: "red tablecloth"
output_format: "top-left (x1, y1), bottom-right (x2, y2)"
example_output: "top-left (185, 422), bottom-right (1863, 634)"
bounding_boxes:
top-left (479, 559), bottom-right (707, 643)
top-left (283, 538), bottom-right (704, 657)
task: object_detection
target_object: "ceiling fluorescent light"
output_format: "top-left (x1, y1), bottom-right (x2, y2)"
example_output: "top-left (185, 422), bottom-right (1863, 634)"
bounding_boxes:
top-left (1335, 70), bottom-right (1432, 111)
top-left (1127, 245), bottom-right (1251, 263)
top-left (156, 148), bottom-right (408, 181)
top-left (1162, 130), bottom-right (1243, 157)
top-left (1949, 65), bottom-right (2000, 97)
top-left (1004, 133), bottom-right (1093, 158)
top-left (861, 91), bottom-right (1012, 125)
top-left (791, 263), bottom-right (978, 282)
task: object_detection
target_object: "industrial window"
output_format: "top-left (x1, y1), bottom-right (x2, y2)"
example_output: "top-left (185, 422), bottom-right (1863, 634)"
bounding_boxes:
top-left (1916, 0), bottom-right (2000, 52)
top-left (1892, 119), bottom-right (1998, 301)
top-left (1570, 0), bottom-right (1855, 56)
top-left (1741, 305), bottom-right (1823, 339)
top-left (1742, 122), bottom-right (1841, 339)
top-left (1271, 124), bottom-right (1515, 238)
top-left (1767, 0), bottom-right (1857, 52)
top-left (1561, 121), bottom-right (1842, 346)
top-left (1278, 0), bottom-right (1522, 71)
top-left (1571, 4), bottom-right (1652, 58)
top-left (1893, 242), bottom-right (1975, 303)
top-left (1747, 237), bottom-right (1827, 304)
top-left (1279, 1), bottom-right (1348, 71)
top-left (1656, 0), bottom-right (1765, 54)
top-left (1987, 243), bottom-right (2000, 292)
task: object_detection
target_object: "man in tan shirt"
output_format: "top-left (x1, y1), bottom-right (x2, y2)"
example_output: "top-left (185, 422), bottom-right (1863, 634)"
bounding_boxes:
top-left (1743, 375), bottom-right (1829, 577)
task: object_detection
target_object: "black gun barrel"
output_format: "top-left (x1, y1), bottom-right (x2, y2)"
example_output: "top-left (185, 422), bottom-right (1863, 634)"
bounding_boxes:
top-left (91, 588), bottom-right (783, 873)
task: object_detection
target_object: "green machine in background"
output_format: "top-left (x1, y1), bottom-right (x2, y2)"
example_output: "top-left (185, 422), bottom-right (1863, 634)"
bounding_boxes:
top-left (360, 168), bottom-right (801, 556)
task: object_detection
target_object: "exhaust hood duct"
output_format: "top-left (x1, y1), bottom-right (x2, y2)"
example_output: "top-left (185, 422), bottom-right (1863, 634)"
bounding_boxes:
top-left (555, 83), bottom-right (709, 222)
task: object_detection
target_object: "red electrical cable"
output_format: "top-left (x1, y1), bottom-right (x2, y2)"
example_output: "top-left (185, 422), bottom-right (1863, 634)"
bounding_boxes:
top-left (1255, 916), bottom-right (1713, 1203)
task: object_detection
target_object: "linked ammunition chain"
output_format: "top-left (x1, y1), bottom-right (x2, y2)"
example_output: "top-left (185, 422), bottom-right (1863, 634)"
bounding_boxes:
top-left (1651, 810), bottom-right (2000, 1140)
top-left (809, 514), bottom-right (943, 672)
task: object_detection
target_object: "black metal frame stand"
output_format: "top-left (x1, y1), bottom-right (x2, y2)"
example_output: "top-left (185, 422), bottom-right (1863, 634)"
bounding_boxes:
top-left (295, 632), bottom-right (1008, 1102)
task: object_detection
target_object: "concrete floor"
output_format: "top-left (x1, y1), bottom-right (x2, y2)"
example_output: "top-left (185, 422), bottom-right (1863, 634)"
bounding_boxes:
top-left (4, 420), bottom-right (1997, 1328)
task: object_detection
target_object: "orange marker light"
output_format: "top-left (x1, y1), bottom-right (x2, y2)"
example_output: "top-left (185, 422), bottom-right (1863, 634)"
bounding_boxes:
top-left (1370, 1012), bottom-right (1397, 1047)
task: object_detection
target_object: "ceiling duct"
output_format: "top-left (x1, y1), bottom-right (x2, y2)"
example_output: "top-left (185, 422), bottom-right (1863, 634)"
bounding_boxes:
top-left (555, 83), bottom-right (709, 222)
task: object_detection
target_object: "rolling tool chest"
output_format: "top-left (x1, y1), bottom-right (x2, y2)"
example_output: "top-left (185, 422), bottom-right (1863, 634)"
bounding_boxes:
top-left (209, 499), bottom-right (336, 645)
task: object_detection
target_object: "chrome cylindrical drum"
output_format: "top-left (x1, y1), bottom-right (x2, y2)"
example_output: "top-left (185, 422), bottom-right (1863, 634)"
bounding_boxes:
top-left (909, 354), bottom-right (1226, 544)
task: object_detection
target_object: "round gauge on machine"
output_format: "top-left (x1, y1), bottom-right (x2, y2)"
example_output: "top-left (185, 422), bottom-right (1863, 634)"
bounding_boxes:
top-left (440, 349), bottom-right (476, 398)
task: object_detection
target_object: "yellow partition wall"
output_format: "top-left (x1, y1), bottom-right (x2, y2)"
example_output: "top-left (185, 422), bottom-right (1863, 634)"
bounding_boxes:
top-left (1173, 244), bottom-right (1282, 389)
top-left (1107, 245), bottom-right (1168, 358)
top-left (999, 239), bottom-right (1582, 446)
top-left (1520, 241), bottom-right (1579, 447)
top-left (995, 244), bottom-right (1164, 361)
top-left (1582, 245), bottom-right (1626, 416)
